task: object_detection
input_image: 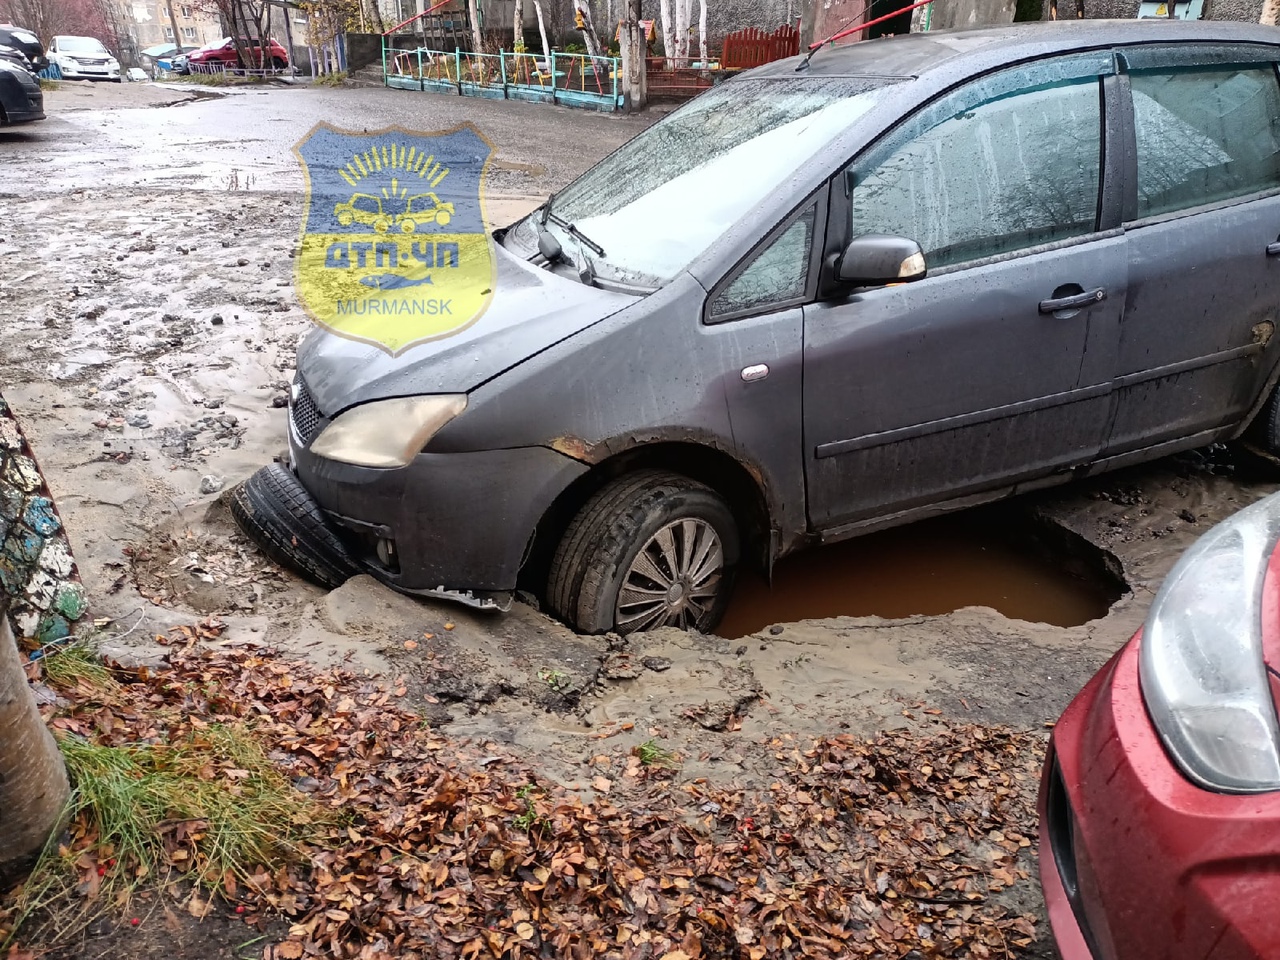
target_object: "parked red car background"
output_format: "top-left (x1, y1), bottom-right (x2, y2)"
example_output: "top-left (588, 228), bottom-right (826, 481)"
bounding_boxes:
top-left (188, 36), bottom-right (288, 71)
top-left (1039, 489), bottom-right (1280, 959)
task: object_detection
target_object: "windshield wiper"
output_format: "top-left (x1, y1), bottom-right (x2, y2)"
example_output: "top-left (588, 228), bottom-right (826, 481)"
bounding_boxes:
top-left (531, 199), bottom-right (599, 287)
top-left (541, 194), bottom-right (606, 258)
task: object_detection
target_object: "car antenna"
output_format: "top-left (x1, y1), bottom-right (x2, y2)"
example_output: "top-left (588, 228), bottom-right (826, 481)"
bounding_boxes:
top-left (796, 0), bottom-right (935, 71)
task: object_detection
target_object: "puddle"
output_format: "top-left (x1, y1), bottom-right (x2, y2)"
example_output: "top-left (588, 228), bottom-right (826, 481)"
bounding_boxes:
top-left (717, 507), bottom-right (1124, 639)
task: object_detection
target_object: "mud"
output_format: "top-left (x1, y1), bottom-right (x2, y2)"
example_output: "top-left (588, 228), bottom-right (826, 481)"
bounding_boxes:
top-left (5, 82), bottom-right (1277, 775)
top-left (4, 81), bottom-right (1279, 956)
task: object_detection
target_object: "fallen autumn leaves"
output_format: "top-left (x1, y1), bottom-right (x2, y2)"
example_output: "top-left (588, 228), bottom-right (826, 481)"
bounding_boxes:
top-left (4, 625), bottom-right (1045, 959)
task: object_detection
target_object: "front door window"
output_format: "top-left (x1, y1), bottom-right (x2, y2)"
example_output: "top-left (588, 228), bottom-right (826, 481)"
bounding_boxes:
top-left (847, 61), bottom-right (1105, 270)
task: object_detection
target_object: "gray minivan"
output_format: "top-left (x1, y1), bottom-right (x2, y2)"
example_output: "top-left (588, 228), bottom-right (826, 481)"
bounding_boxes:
top-left (235, 19), bottom-right (1280, 636)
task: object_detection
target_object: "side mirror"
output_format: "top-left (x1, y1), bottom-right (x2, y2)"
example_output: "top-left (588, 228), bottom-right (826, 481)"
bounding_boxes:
top-left (834, 234), bottom-right (927, 287)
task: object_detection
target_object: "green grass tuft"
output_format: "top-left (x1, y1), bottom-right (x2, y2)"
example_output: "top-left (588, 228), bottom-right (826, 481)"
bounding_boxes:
top-left (58, 724), bottom-right (316, 888)
top-left (39, 642), bottom-right (115, 691)
top-left (635, 738), bottom-right (677, 767)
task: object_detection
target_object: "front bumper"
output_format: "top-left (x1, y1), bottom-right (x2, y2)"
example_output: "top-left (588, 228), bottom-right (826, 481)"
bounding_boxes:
top-left (0, 73), bottom-right (44, 122)
top-left (57, 60), bottom-right (118, 79)
top-left (285, 379), bottom-right (588, 603)
top-left (1039, 637), bottom-right (1280, 960)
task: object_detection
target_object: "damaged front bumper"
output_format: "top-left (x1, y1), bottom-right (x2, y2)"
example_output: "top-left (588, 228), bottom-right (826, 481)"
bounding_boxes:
top-left (277, 378), bottom-right (588, 611)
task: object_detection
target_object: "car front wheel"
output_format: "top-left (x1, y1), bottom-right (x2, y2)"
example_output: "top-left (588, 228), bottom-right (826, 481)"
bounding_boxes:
top-left (546, 469), bottom-right (739, 636)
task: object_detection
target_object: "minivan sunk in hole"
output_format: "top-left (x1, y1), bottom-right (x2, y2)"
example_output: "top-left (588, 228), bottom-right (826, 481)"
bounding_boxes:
top-left (234, 19), bottom-right (1280, 637)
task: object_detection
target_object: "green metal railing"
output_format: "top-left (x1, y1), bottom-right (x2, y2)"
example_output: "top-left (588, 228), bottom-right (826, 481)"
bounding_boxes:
top-left (382, 41), bottom-right (623, 111)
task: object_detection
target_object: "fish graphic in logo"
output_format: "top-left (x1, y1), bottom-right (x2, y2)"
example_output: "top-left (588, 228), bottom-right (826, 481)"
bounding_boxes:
top-left (293, 122), bottom-right (496, 355)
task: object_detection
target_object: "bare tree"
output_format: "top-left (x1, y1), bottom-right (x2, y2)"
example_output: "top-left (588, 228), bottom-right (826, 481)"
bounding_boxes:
top-left (0, 612), bottom-right (70, 887)
top-left (572, 0), bottom-right (601, 55)
top-left (697, 0), bottom-right (705, 62)
top-left (656, 0), bottom-right (673, 57)
top-left (0, 0), bottom-right (57, 46)
top-left (531, 0), bottom-right (550, 57)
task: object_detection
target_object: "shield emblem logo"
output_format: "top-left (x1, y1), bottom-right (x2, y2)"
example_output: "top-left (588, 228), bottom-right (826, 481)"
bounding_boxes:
top-left (293, 122), bottom-right (496, 356)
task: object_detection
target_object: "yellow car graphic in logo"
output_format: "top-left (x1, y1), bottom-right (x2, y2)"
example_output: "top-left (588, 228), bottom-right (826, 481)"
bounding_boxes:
top-left (334, 192), bottom-right (392, 234)
top-left (399, 192), bottom-right (455, 232)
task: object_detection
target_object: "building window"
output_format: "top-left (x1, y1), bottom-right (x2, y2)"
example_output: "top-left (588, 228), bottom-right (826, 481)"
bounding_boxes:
top-left (182, 25), bottom-right (196, 38)
top-left (163, 25), bottom-right (174, 38)
top-left (180, 4), bottom-right (192, 15)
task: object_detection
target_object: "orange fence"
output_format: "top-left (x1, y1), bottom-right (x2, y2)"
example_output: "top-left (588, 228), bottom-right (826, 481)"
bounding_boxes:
top-left (721, 24), bottom-right (800, 69)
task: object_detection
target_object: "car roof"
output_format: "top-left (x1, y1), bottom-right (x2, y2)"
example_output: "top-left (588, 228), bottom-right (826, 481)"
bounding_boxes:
top-left (748, 19), bottom-right (1280, 79)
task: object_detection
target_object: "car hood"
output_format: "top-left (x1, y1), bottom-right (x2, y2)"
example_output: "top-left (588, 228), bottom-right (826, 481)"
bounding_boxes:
top-left (298, 242), bottom-right (639, 416)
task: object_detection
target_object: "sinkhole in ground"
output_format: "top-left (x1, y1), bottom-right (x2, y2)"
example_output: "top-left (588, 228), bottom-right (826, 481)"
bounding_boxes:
top-left (716, 506), bottom-right (1126, 640)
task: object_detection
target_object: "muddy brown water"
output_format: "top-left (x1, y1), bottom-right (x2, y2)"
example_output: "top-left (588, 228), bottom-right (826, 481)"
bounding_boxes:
top-left (717, 508), bottom-right (1123, 639)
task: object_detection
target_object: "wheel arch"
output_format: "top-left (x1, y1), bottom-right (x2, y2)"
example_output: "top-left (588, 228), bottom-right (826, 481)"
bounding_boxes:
top-left (518, 439), bottom-right (774, 597)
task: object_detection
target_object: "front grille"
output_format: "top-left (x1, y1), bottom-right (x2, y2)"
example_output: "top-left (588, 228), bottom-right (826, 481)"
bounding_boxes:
top-left (290, 381), bottom-right (321, 445)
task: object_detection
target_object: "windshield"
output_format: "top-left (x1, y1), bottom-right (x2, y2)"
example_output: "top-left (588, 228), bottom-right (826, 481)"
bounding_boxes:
top-left (59, 36), bottom-right (108, 53)
top-left (504, 77), bottom-right (896, 285)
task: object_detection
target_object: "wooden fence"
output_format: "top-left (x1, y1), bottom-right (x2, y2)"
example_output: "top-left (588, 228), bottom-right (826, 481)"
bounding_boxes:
top-left (721, 24), bottom-right (800, 69)
top-left (644, 23), bottom-right (801, 100)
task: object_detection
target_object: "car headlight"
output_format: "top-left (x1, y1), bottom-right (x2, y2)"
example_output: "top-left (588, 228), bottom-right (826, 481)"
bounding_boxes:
top-left (1139, 491), bottom-right (1280, 793)
top-left (308, 395), bottom-right (466, 468)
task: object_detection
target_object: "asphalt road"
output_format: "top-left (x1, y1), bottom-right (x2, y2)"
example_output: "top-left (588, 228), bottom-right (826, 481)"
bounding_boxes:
top-left (0, 79), bottom-right (654, 200)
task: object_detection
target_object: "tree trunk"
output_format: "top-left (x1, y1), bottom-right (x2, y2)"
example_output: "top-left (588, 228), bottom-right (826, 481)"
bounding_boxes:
top-left (673, 0), bottom-right (689, 61)
top-left (574, 0), bottom-right (603, 56)
top-left (658, 0), bottom-right (674, 59)
top-left (513, 0), bottom-right (525, 50)
top-left (0, 614), bottom-right (70, 887)
top-left (467, 0), bottom-right (484, 52)
top-left (532, 0), bottom-right (551, 58)
top-left (697, 0), bottom-right (706, 63)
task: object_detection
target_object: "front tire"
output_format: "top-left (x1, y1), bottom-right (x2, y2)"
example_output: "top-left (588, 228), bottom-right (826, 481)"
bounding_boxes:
top-left (546, 470), bottom-right (739, 636)
top-left (229, 463), bottom-right (359, 590)
top-left (1251, 383), bottom-right (1280, 457)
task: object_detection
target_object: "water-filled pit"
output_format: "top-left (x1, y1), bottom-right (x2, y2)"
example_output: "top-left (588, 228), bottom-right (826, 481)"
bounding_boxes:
top-left (716, 506), bottom-right (1125, 640)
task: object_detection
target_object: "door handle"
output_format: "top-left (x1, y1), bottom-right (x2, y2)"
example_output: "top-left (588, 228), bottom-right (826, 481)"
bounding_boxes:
top-left (1039, 287), bottom-right (1106, 314)
top-left (1267, 241), bottom-right (1280, 256)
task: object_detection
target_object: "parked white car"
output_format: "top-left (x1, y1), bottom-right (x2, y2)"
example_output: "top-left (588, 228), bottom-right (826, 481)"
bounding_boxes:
top-left (46, 35), bottom-right (120, 81)
top-left (126, 66), bottom-right (147, 81)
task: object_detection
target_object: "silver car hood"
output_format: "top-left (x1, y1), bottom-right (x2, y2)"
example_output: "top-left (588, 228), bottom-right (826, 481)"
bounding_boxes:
top-left (298, 242), bottom-right (637, 416)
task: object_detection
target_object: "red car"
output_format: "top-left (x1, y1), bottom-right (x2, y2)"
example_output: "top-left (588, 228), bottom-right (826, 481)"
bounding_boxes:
top-left (187, 36), bottom-right (288, 71)
top-left (1039, 490), bottom-right (1280, 959)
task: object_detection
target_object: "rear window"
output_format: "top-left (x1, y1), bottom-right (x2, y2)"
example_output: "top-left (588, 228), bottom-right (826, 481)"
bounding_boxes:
top-left (1131, 64), bottom-right (1280, 218)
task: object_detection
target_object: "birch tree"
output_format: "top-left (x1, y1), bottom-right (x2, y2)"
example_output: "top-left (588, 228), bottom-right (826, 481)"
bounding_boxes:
top-left (572, 0), bottom-right (603, 57)
top-left (697, 0), bottom-right (706, 63)
top-left (531, 0), bottom-right (550, 58)
top-left (467, 0), bottom-right (483, 53)
top-left (657, 0), bottom-right (675, 59)
top-left (513, 0), bottom-right (524, 50)
top-left (0, 613), bottom-right (70, 886)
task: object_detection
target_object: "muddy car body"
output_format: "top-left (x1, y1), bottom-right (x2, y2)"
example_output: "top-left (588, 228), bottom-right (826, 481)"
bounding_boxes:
top-left (240, 19), bottom-right (1280, 636)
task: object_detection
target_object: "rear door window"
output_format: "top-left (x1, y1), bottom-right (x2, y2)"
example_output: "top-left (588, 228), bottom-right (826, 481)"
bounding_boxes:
top-left (1130, 64), bottom-right (1280, 218)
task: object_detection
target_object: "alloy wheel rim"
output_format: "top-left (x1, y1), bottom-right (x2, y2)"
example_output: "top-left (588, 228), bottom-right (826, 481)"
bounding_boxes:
top-left (615, 518), bottom-right (724, 633)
